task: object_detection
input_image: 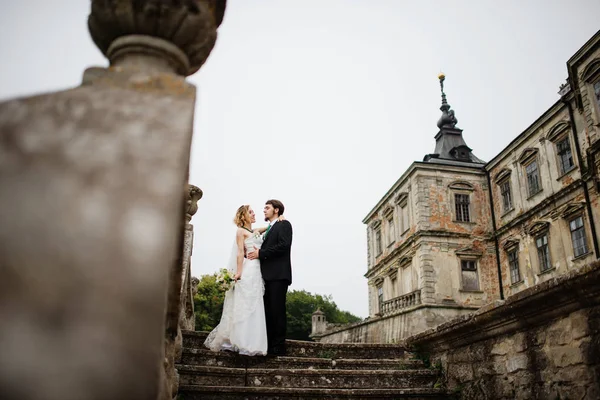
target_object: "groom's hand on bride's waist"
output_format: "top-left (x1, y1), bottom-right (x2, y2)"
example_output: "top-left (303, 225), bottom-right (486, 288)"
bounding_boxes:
top-left (247, 246), bottom-right (259, 260)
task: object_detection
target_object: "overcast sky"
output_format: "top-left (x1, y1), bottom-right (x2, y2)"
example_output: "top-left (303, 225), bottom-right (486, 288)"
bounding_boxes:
top-left (1, 1), bottom-right (599, 317)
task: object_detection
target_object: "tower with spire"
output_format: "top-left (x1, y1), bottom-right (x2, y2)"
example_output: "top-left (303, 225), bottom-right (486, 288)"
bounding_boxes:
top-left (424, 73), bottom-right (484, 165)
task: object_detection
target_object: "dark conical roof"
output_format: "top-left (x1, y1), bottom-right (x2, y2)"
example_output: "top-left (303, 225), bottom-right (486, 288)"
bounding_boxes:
top-left (424, 74), bottom-right (484, 166)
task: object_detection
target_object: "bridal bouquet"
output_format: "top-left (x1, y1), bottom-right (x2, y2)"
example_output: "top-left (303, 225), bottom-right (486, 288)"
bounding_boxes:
top-left (216, 268), bottom-right (235, 291)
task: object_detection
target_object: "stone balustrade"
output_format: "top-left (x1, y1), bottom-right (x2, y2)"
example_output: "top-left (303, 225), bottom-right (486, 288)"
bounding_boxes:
top-left (380, 289), bottom-right (422, 315)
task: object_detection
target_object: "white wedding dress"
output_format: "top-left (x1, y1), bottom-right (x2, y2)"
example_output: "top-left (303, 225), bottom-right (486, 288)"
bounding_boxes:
top-left (204, 234), bottom-right (268, 356)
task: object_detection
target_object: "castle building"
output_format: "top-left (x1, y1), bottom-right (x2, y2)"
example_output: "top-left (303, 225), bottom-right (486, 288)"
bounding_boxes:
top-left (312, 30), bottom-right (600, 344)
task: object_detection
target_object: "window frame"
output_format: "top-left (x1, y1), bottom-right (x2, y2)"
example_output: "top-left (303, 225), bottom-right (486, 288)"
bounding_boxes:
top-left (377, 286), bottom-right (384, 313)
top-left (524, 158), bottom-right (542, 198)
top-left (535, 232), bottom-right (552, 273)
top-left (569, 215), bottom-right (589, 258)
top-left (555, 135), bottom-right (575, 176)
top-left (387, 215), bottom-right (396, 247)
top-left (375, 228), bottom-right (383, 256)
top-left (499, 178), bottom-right (513, 213)
top-left (459, 259), bottom-right (480, 291)
top-left (454, 193), bottom-right (471, 223)
top-left (593, 79), bottom-right (600, 117)
top-left (507, 249), bottom-right (521, 284)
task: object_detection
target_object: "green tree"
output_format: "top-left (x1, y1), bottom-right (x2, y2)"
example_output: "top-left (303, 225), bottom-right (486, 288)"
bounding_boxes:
top-left (193, 274), bottom-right (226, 331)
top-left (192, 276), bottom-right (362, 340)
top-left (286, 290), bottom-right (362, 341)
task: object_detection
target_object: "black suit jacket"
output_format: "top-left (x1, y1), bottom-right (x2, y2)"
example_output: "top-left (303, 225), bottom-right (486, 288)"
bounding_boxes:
top-left (259, 220), bottom-right (293, 284)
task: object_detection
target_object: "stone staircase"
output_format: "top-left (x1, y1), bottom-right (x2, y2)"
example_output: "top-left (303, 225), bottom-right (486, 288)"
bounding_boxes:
top-left (176, 331), bottom-right (449, 399)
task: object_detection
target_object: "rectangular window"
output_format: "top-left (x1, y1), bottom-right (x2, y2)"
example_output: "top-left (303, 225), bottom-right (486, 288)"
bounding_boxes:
top-left (556, 137), bottom-right (574, 174)
top-left (460, 260), bottom-right (479, 291)
top-left (508, 250), bottom-right (521, 284)
top-left (526, 160), bottom-right (541, 197)
top-left (569, 216), bottom-right (589, 257)
top-left (536, 234), bottom-right (552, 272)
top-left (375, 229), bottom-right (382, 256)
top-left (378, 286), bottom-right (384, 313)
top-left (401, 205), bottom-right (409, 233)
top-left (594, 81), bottom-right (600, 106)
top-left (455, 194), bottom-right (471, 222)
top-left (387, 217), bottom-right (395, 245)
top-left (500, 180), bottom-right (513, 212)
top-left (391, 277), bottom-right (397, 297)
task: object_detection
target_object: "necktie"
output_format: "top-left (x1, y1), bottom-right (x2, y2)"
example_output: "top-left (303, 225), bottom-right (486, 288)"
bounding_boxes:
top-left (264, 223), bottom-right (272, 239)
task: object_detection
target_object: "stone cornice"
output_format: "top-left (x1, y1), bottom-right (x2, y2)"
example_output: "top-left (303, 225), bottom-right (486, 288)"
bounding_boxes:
top-left (495, 179), bottom-right (584, 237)
top-left (365, 229), bottom-right (475, 279)
top-left (363, 162), bottom-right (486, 224)
top-left (485, 100), bottom-right (565, 170)
top-left (406, 261), bottom-right (600, 351)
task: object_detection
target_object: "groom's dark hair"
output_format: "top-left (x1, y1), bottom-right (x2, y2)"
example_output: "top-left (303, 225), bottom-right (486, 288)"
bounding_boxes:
top-left (266, 199), bottom-right (284, 216)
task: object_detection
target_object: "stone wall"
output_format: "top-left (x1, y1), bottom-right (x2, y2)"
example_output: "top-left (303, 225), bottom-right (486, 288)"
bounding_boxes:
top-left (406, 261), bottom-right (600, 400)
top-left (312, 304), bottom-right (477, 344)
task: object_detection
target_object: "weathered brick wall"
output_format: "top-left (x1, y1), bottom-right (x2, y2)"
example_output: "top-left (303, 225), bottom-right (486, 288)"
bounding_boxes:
top-left (406, 261), bottom-right (600, 400)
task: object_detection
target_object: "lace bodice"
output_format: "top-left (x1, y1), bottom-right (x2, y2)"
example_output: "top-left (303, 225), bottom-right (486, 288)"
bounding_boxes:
top-left (244, 234), bottom-right (263, 254)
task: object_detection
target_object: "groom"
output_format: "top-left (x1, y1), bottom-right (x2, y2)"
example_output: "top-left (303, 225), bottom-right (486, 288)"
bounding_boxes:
top-left (247, 199), bottom-right (292, 356)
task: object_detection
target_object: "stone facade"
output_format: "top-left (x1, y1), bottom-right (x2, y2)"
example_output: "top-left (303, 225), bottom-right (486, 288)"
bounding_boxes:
top-left (406, 261), bottom-right (600, 400)
top-left (313, 30), bottom-right (600, 345)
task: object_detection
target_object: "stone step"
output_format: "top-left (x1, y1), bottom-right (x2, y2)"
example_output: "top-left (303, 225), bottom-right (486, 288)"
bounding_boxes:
top-left (178, 385), bottom-right (449, 399)
top-left (177, 365), bottom-right (439, 389)
top-left (183, 330), bottom-right (407, 359)
top-left (181, 347), bottom-right (424, 370)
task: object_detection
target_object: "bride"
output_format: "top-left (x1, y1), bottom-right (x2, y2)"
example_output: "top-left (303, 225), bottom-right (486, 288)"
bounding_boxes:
top-left (204, 205), bottom-right (283, 356)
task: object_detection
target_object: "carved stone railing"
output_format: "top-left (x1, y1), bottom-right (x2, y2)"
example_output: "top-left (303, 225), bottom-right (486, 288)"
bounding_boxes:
top-left (380, 289), bottom-right (422, 315)
top-left (0, 2), bottom-right (225, 400)
top-left (163, 184), bottom-right (203, 399)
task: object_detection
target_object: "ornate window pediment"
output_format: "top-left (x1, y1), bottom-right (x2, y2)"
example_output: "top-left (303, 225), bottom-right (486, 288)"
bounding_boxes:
top-left (494, 168), bottom-right (512, 183)
top-left (503, 238), bottom-right (520, 251)
top-left (561, 202), bottom-right (586, 218)
top-left (371, 220), bottom-right (382, 229)
top-left (398, 255), bottom-right (412, 268)
top-left (373, 277), bottom-right (384, 287)
top-left (518, 148), bottom-right (539, 165)
top-left (448, 181), bottom-right (474, 191)
top-left (455, 246), bottom-right (483, 258)
top-left (527, 221), bottom-right (550, 236)
top-left (582, 58), bottom-right (600, 83)
top-left (387, 264), bottom-right (398, 279)
top-left (547, 121), bottom-right (571, 142)
top-left (395, 192), bottom-right (409, 206)
top-left (383, 206), bottom-right (394, 217)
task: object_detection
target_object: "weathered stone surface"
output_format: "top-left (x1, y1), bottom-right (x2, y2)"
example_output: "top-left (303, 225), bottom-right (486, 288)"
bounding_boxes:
top-left (406, 261), bottom-right (600, 400)
top-left (180, 347), bottom-right (424, 370)
top-left (88, 0), bottom-right (226, 76)
top-left (0, 78), bottom-right (195, 400)
top-left (177, 329), bottom-right (445, 399)
top-left (0, 3), bottom-right (226, 400)
top-left (183, 331), bottom-right (407, 359)
top-left (178, 386), bottom-right (449, 399)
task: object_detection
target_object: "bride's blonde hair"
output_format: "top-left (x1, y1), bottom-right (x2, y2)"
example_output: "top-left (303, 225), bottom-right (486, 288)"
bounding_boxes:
top-left (234, 205), bottom-right (251, 228)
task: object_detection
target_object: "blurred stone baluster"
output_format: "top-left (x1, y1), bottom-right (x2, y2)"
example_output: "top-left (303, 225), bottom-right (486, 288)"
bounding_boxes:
top-left (0, 2), bottom-right (226, 400)
top-left (162, 184), bottom-right (203, 400)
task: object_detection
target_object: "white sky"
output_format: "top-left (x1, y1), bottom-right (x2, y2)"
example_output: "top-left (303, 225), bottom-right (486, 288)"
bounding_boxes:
top-left (1, 1), bottom-right (599, 317)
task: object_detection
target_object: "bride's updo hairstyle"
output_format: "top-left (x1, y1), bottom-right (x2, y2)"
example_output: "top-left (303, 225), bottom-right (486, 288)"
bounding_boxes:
top-left (234, 205), bottom-right (250, 227)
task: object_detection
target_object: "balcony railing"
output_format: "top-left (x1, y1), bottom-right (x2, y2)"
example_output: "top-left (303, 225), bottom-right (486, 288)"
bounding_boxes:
top-left (380, 289), bottom-right (422, 315)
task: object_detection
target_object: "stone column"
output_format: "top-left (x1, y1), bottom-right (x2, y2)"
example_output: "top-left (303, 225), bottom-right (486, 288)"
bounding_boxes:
top-left (0, 2), bottom-right (226, 400)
